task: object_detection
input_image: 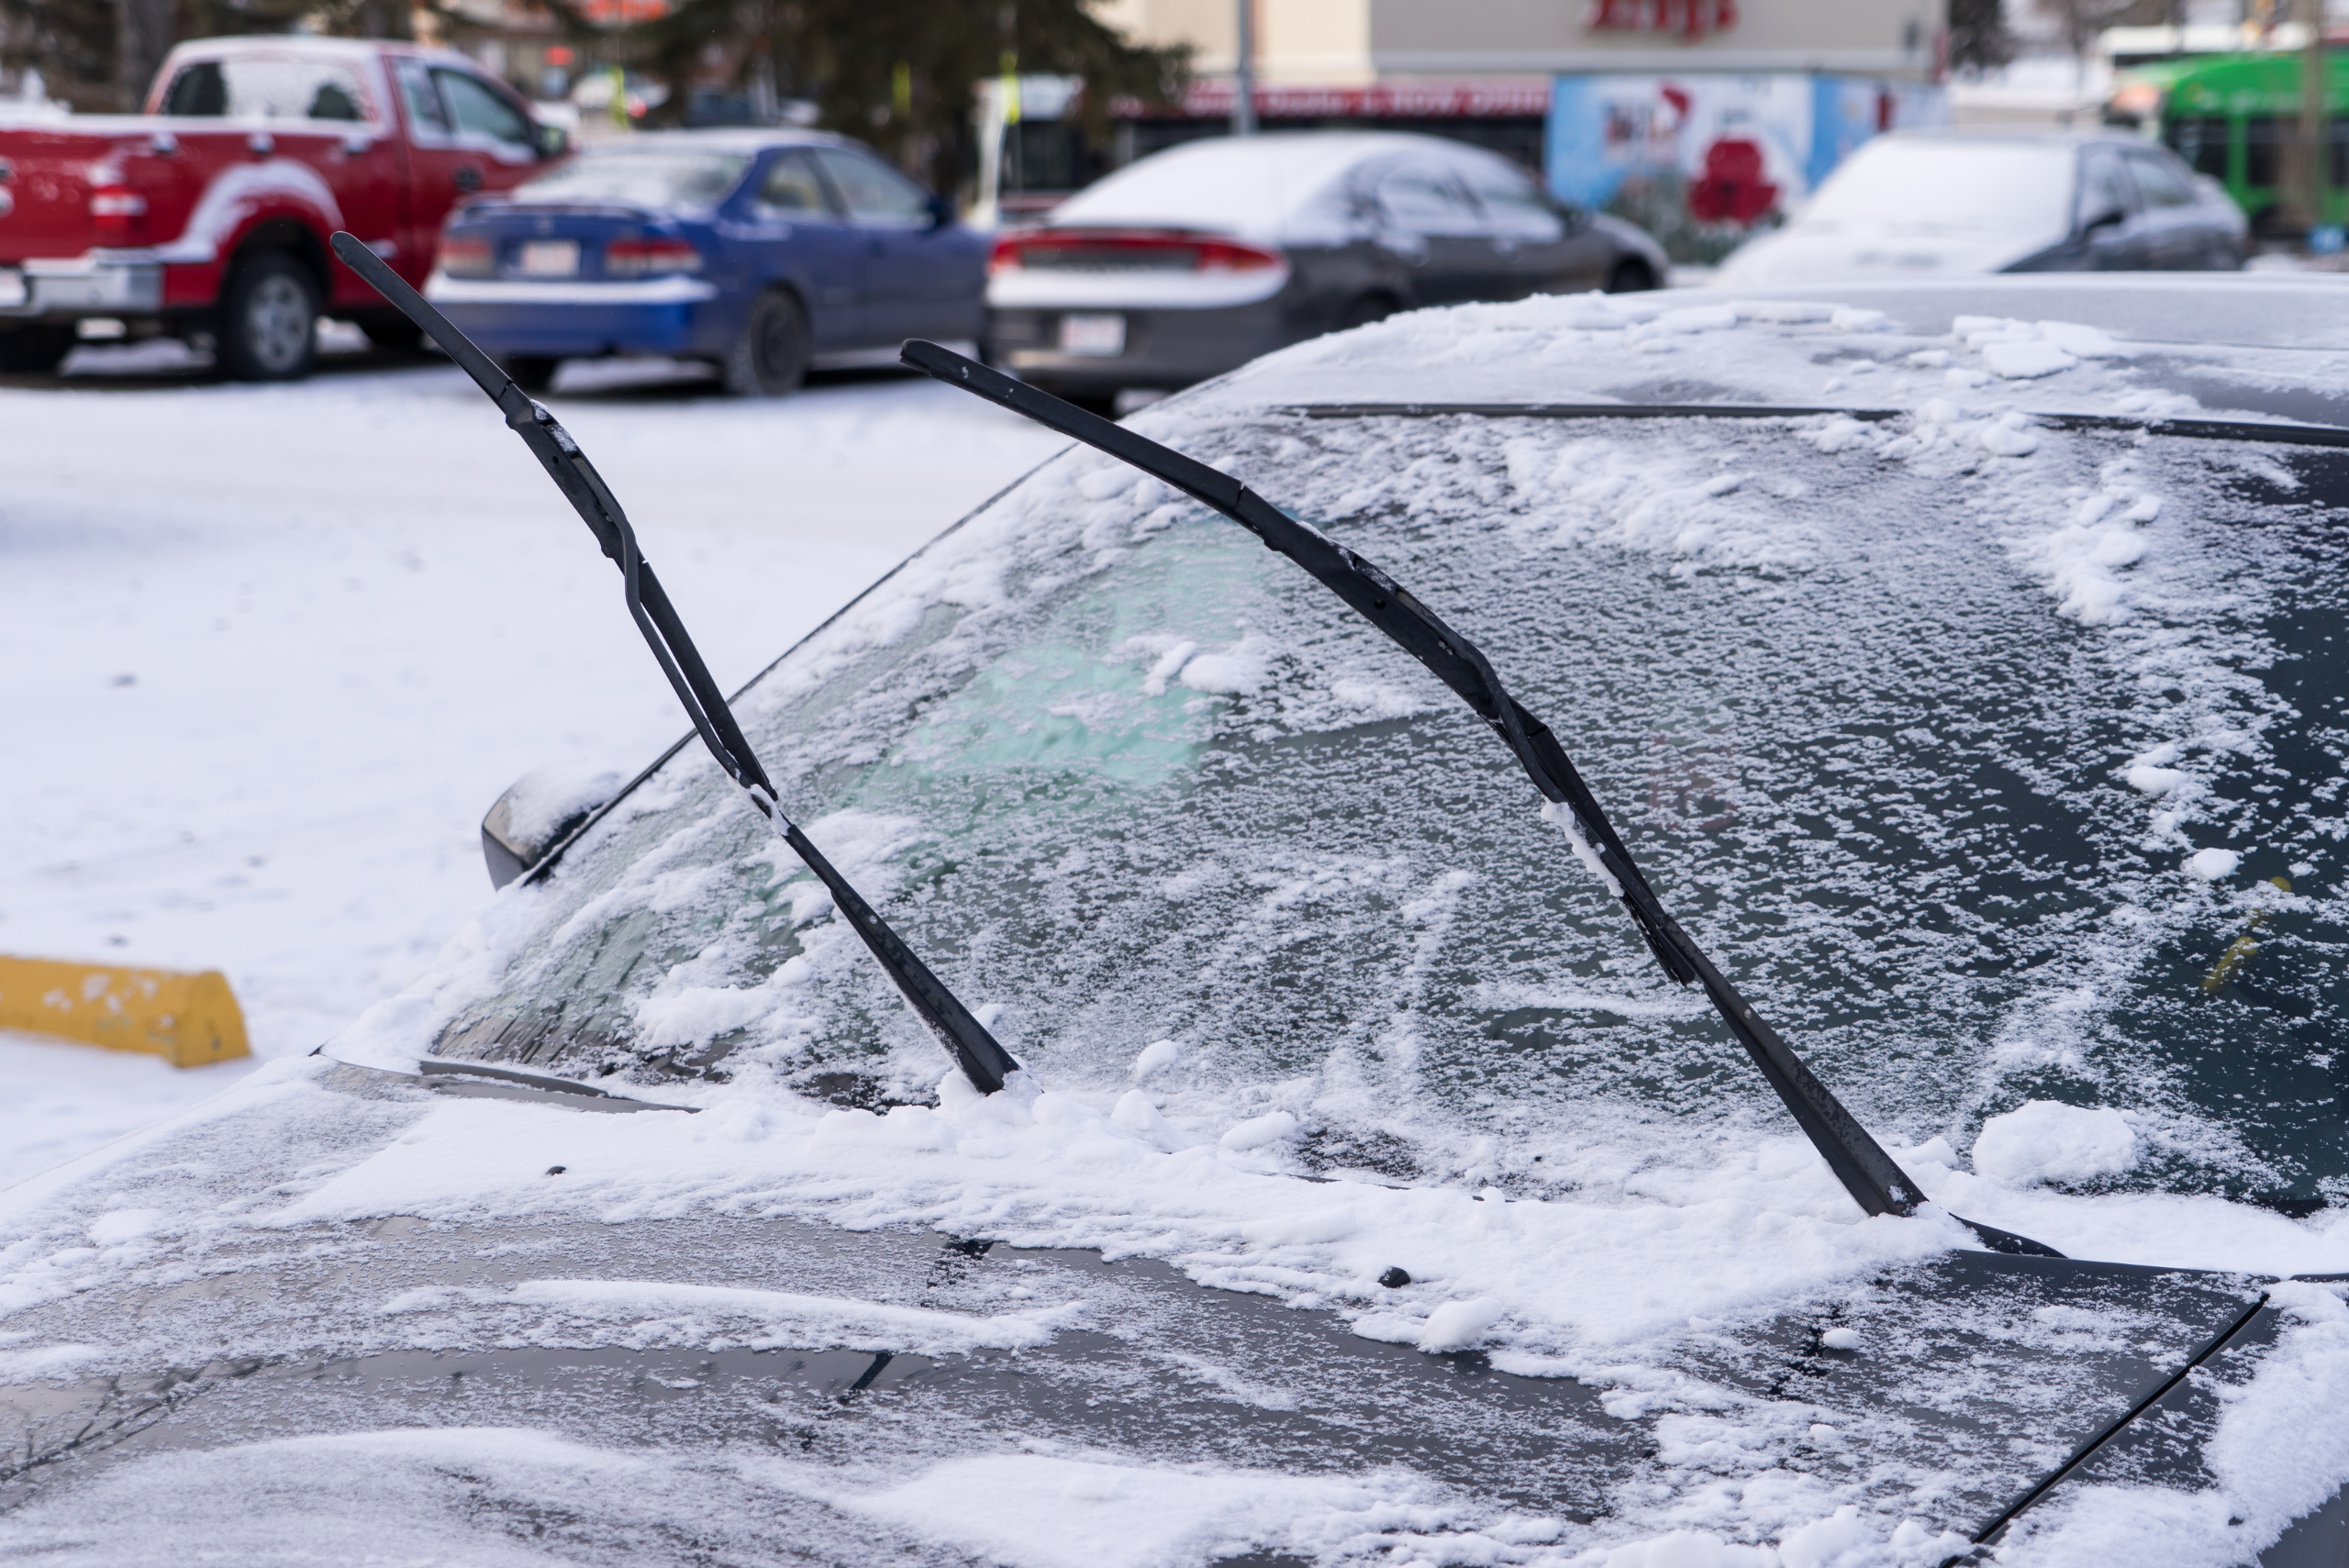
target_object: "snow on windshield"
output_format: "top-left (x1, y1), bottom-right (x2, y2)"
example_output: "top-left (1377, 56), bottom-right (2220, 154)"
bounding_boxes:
top-left (1794, 139), bottom-right (2075, 235)
top-left (522, 150), bottom-right (751, 209)
top-left (1045, 135), bottom-right (1373, 237)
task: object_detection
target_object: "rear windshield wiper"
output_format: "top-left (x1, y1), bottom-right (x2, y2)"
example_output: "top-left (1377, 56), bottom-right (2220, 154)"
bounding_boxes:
top-left (905, 340), bottom-right (2058, 1257)
top-left (330, 234), bottom-right (1020, 1097)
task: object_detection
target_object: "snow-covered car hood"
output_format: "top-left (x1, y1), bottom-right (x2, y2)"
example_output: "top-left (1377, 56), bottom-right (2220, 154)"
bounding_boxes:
top-left (1715, 225), bottom-right (2061, 287)
top-left (11, 277), bottom-right (2349, 1566)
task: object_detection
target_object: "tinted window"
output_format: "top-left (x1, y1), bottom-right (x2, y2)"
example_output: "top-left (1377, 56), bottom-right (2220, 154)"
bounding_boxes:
top-left (522, 150), bottom-right (751, 209)
top-left (434, 68), bottom-right (532, 154)
top-left (2124, 150), bottom-right (2194, 208)
top-left (2247, 117), bottom-right (2280, 187)
top-left (812, 148), bottom-right (932, 227)
top-left (2165, 116), bottom-right (2230, 179)
top-left (1453, 155), bottom-right (1565, 241)
top-left (2076, 149), bottom-right (2137, 227)
top-left (757, 150), bottom-right (832, 215)
top-left (161, 58), bottom-right (370, 122)
top-left (1373, 161), bottom-right (1480, 235)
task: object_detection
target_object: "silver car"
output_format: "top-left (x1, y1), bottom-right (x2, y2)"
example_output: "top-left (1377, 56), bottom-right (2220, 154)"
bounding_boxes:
top-left (985, 131), bottom-right (1666, 408)
top-left (1720, 130), bottom-right (2248, 287)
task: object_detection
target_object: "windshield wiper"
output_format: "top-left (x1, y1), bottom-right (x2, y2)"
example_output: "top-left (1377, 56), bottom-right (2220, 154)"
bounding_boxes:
top-left (330, 234), bottom-right (1020, 1096)
top-left (905, 340), bottom-right (2057, 1255)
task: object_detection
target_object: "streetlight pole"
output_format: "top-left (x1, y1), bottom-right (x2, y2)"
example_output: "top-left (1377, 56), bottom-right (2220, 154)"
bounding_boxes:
top-left (1233, 0), bottom-right (1258, 136)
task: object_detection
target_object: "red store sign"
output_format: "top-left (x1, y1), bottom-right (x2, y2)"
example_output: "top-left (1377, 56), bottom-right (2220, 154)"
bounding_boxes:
top-left (1585, 0), bottom-right (1740, 40)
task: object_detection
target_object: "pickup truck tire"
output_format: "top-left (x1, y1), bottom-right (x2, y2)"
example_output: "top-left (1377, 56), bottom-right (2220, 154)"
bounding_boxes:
top-left (218, 251), bottom-right (319, 382)
top-left (723, 289), bottom-right (808, 397)
top-left (0, 324), bottom-right (76, 375)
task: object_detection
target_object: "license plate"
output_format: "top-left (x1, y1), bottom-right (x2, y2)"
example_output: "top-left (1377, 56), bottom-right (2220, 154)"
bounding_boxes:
top-left (0, 269), bottom-right (25, 308)
top-left (516, 239), bottom-right (579, 279)
top-left (1058, 313), bottom-right (1125, 357)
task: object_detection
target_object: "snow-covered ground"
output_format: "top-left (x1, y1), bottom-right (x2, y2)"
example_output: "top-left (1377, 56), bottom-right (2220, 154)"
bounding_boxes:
top-left (0, 334), bottom-right (1066, 1184)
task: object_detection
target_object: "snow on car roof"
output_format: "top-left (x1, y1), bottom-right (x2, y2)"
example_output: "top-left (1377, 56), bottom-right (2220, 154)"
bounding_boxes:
top-left (1195, 275), bottom-right (2349, 414)
top-left (1045, 131), bottom-right (1464, 239)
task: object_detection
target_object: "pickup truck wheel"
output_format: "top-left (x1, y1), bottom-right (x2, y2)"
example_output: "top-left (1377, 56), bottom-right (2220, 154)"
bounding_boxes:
top-left (219, 252), bottom-right (319, 381)
top-left (723, 290), bottom-right (808, 396)
top-left (0, 324), bottom-right (76, 375)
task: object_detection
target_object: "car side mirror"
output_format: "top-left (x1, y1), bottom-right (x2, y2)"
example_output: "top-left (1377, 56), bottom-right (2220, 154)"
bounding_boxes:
top-left (480, 767), bottom-right (619, 889)
top-left (535, 121), bottom-right (570, 161)
top-left (925, 192), bottom-right (954, 230)
top-left (2081, 206), bottom-right (2127, 235)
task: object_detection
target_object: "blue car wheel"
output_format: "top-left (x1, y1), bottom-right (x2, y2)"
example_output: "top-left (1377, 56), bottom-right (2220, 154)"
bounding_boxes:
top-left (723, 289), bottom-right (810, 397)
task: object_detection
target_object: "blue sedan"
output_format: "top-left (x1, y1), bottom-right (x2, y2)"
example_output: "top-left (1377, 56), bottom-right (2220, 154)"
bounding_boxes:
top-left (426, 129), bottom-right (987, 395)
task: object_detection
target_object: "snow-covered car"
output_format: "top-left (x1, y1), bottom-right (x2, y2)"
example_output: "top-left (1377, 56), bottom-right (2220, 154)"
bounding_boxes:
top-left (8, 273), bottom-right (2349, 1567)
top-left (1717, 131), bottom-right (2247, 288)
top-left (985, 132), bottom-right (1666, 409)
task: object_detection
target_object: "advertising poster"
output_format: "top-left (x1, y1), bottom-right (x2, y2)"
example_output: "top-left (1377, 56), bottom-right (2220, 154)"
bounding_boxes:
top-left (1547, 72), bottom-right (1947, 262)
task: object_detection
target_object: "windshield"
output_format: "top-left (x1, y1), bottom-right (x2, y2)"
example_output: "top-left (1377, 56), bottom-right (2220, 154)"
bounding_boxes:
top-left (521, 150), bottom-right (751, 209)
top-left (1797, 139), bottom-right (2076, 234)
top-left (438, 406), bottom-right (2349, 1213)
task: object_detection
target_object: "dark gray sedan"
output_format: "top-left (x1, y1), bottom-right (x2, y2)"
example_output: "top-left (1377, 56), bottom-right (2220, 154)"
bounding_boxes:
top-left (1719, 130), bottom-right (2248, 287)
top-left (985, 131), bottom-right (1666, 408)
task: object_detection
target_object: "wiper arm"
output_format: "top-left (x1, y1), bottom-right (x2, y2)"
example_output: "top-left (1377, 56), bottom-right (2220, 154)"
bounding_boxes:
top-left (330, 235), bottom-right (1020, 1096)
top-left (904, 340), bottom-right (2056, 1254)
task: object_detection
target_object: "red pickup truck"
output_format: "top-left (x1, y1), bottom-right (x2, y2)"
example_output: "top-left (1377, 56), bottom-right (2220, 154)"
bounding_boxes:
top-left (0, 36), bottom-right (565, 380)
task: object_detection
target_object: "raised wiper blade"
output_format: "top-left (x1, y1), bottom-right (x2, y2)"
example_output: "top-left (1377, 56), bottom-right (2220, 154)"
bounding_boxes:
top-left (903, 339), bottom-right (2056, 1255)
top-left (330, 234), bottom-right (1019, 1096)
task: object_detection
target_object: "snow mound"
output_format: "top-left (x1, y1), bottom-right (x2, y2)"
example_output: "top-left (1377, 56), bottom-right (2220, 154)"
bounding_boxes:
top-left (1973, 1102), bottom-right (2139, 1187)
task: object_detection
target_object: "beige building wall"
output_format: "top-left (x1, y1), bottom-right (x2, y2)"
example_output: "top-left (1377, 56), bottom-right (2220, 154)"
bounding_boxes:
top-left (1096, 0), bottom-right (1940, 82)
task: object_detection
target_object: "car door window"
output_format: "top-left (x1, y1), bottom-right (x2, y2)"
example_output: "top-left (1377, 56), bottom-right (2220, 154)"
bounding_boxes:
top-left (1372, 161), bottom-right (1482, 236)
top-left (2076, 150), bottom-right (2137, 229)
top-left (1453, 156), bottom-right (1565, 241)
top-left (2124, 151), bottom-right (2194, 209)
top-left (811, 148), bottom-right (931, 228)
top-left (394, 59), bottom-right (451, 143)
top-left (433, 68), bottom-right (533, 158)
top-left (757, 150), bottom-right (835, 217)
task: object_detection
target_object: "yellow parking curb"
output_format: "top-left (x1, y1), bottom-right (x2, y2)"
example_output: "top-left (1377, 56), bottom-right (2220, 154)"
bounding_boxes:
top-left (0, 957), bottom-right (250, 1068)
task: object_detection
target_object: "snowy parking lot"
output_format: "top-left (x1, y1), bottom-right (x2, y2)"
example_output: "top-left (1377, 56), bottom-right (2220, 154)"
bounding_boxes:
top-left (0, 335), bottom-right (1066, 1184)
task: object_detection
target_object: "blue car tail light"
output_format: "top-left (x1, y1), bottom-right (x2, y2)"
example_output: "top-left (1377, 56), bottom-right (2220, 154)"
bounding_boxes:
top-left (440, 233), bottom-right (495, 278)
top-left (603, 236), bottom-right (703, 277)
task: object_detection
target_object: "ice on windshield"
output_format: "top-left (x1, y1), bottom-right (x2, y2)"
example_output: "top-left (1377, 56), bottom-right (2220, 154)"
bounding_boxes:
top-left (431, 399), bottom-right (2349, 1219)
top-left (521, 150), bottom-right (751, 209)
top-left (1794, 138), bottom-right (2075, 235)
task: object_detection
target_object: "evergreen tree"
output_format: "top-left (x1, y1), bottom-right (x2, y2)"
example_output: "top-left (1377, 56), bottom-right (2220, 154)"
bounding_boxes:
top-left (621, 0), bottom-right (1186, 195)
top-left (1947, 0), bottom-right (2017, 75)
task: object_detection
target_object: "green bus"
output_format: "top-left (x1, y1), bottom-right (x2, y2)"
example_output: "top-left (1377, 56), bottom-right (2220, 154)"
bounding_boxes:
top-left (2117, 50), bottom-right (2349, 233)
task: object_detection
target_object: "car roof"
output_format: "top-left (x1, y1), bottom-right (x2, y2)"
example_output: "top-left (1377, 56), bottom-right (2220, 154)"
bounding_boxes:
top-left (1199, 274), bottom-right (2349, 416)
top-left (1866, 127), bottom-right (2158, 151)
top-left (1047, 130), bottom-right (1506, 238)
